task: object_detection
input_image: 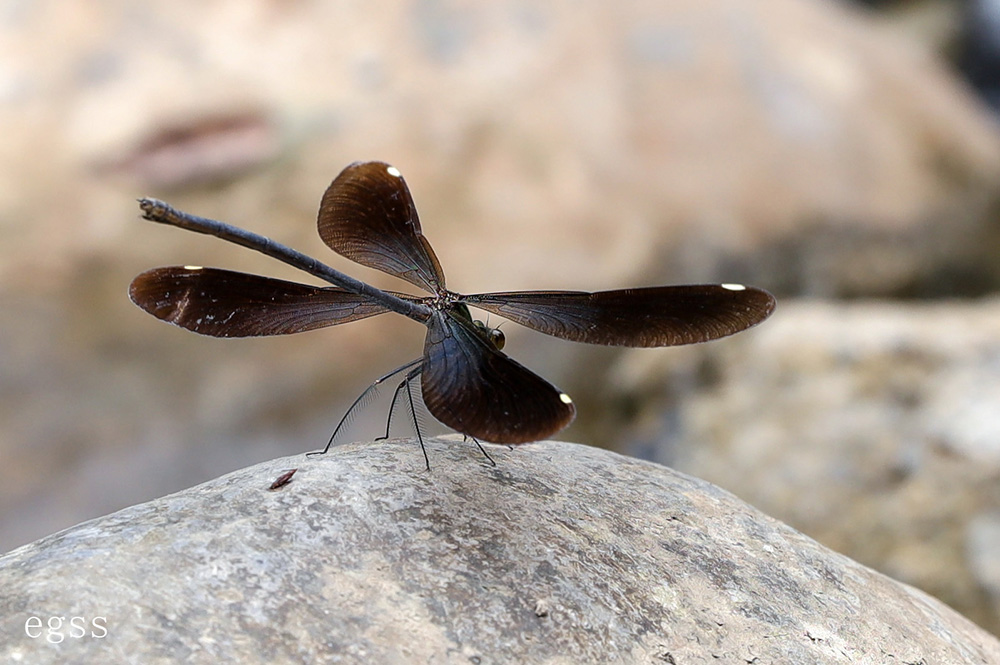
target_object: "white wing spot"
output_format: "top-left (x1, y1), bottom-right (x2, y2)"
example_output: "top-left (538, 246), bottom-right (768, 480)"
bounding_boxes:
top-left (386, 166), bottom-right (402, 178)
top-left (721, 283), bottom-right (746, 291)
top-left (559, 393), bottom-right (573, 404)
top-left (184, 265), bottom-right (204, 271)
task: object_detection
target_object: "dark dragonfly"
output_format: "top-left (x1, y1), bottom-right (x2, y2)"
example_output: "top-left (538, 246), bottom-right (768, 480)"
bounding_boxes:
top-left (130, 161), bottom-right (775, 464)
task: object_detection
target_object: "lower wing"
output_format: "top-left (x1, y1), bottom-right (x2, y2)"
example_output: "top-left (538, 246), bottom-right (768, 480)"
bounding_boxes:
top-left (420, 310), bottom-right (576, 444)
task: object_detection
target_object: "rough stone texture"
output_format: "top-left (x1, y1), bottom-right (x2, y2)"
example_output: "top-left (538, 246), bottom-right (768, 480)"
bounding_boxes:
top-left (611, 298), bottom-right (1000, 636)
top-left (1, 439), bottom-right (998, 664)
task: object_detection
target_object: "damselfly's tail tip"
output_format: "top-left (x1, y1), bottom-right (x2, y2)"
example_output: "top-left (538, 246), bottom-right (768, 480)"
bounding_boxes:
top-left (137, 197), bottom-right (169, 221)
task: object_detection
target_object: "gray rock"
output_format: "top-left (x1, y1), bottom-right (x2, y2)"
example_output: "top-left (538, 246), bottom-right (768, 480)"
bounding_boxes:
top-left (617, 298), bottom-right (1000, 635)
top-left (1, 439), bottom-right (997, 664)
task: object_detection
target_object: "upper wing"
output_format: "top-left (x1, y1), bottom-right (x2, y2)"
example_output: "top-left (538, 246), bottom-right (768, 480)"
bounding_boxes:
top-left (421, 311), bottom-right (576, 444)
top-left (317, 161), bottom-right (446, 294)
top-left (129, 266), bottom-right (397, 337)
top-left (462, 284), bottom-right (775, 347)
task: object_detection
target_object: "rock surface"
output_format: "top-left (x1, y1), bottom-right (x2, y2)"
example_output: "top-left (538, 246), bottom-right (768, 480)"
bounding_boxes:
top-left (613, 297), bottom-right (1000, 636)
top-left (1, 439), bottom-right (998, 664)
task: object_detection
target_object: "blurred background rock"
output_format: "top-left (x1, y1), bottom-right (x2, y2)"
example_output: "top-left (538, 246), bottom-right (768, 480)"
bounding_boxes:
top-left (1, 0), bottom-right (999, 636)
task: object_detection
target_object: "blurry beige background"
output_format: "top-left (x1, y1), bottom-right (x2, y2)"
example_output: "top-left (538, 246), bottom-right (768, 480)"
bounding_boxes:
top-left (3, 0), bottom-right (1000, 636)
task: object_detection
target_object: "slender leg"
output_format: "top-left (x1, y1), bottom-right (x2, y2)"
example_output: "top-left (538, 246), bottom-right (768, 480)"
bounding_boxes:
top-left (353, 364), bottom-right (431, 471)
top-left (308, 358), bottom-right (421, 456)
top-left (376, 373), bottom-right (413, 441)
top-left (403, 370), bottom-right (431, 471)
top-left (474, 438), bottom-right (496, 466)
top-left (461, 434), bottom-right (497, 466)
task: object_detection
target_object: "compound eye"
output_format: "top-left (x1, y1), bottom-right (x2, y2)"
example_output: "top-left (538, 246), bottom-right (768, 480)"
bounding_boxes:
top-left (489, 328), bottom-right (505, 350)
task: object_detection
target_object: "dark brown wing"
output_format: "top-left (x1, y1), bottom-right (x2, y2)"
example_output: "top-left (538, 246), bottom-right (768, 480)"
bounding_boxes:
top-left (317, 161), bottom-right (446, 293)
top-left (462, 284), bottom-right (775, 347)
top-left (129, 266), bottom-right (398, 337)
top-left (420, 310), bottom-right (576, 444)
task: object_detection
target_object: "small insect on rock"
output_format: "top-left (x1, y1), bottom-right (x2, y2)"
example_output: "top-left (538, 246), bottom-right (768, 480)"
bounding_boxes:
top-left (268, 469), bottom-right (297, 490)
